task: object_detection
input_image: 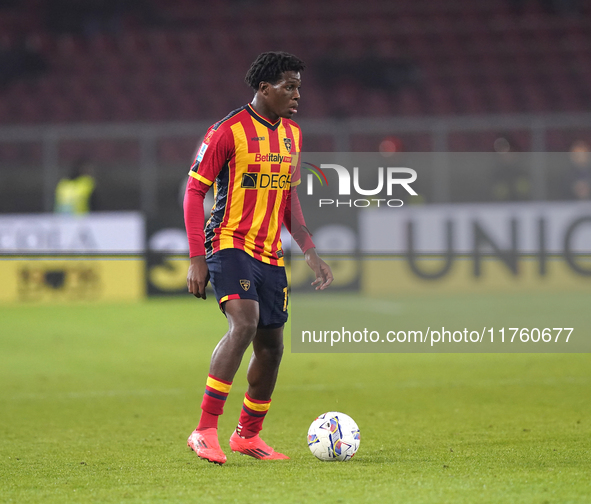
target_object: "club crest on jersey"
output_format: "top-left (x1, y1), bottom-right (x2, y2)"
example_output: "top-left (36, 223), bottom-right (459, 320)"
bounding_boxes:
top-left (283, 138), bottom-right (292, 152)
top-left (240, 280), bottom-right (251, 291)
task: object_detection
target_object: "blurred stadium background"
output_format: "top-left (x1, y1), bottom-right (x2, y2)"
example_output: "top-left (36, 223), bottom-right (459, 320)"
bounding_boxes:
top-left (2, 0), bottom-right (591, 211)
top-left (1, 0), bottom-right (590, 301)
top-left (2, 4), bottom-right (591, 502)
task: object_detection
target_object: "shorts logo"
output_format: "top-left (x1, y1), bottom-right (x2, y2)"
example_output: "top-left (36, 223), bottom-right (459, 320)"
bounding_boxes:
top-left (240, 279), bottom-right (251, 291)
top-left (283, 138), bottom-right (292, 152)
top-left (241, 173), bottom-right (258, 188)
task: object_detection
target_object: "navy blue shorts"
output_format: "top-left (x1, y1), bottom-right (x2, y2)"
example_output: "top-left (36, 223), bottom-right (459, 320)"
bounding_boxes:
top-left (206, 248), bottom-right (289, 328)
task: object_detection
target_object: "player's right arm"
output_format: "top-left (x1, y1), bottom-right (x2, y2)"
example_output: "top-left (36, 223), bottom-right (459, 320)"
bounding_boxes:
top-left (184, 125), bottom-right (234, 299)
top-left (184, 176), bottom-right (210, 299)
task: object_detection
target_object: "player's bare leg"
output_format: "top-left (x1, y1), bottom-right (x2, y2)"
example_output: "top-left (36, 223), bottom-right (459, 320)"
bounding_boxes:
top-left (246, 325), bottom-right (284, 401)
top-left (209, 299), bottom-right (260, 381)
top-left (188, 299), bottom-right (259, 464)
top-left (229, 324), bottom-right (289, 460)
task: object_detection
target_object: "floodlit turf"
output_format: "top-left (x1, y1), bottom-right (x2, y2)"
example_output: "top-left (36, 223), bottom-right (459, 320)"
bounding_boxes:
top-left (1, 293), bottom-right (590, 503)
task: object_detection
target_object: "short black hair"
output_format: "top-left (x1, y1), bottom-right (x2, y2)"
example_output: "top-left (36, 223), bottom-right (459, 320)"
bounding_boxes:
top-left (244, 51), bottom-right (305, 91)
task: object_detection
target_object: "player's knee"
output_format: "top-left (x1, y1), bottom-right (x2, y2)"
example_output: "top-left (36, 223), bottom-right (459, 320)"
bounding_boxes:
top-left (260, 342), bottom-right (284, 365)
top-left (229, 318), bottom-right (258, 344)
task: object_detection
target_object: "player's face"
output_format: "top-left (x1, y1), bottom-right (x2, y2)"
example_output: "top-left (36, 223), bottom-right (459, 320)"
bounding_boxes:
top-left (267, 71), bottom-right (301, 119)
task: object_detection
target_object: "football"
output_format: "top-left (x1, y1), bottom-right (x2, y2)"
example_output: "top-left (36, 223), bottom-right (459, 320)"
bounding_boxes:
top-left (307, 411), bottom-right (360, 461)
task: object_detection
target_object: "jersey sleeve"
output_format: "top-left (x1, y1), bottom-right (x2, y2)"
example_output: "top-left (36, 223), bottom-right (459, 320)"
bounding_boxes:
top-left (189, 125), bottom-right (234, 186)
top-left (183, 177), bottom-right (209, 257)
top-left (185, 124), bottom-right (234, 257)
top-left (290, 124), bottom-right (303, 188)
top-left (283, 186), bottom-right (315, 253)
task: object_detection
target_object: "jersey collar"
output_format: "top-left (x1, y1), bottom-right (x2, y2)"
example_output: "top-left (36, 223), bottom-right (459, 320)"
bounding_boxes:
top-left (246, 104), bottom-right (281, 131)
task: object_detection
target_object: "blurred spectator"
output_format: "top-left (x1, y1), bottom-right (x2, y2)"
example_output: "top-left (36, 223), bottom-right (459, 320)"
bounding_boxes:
top-left (54, 159), bottom-right (99, 214)
top-left (544, 0), bottom-right (581, 15)
top-left (491, 136), bottom-right (529, 201)
top-left (315, 52), bottom-right (419, 116)
top-left (379, 136), bottom-right (404, 157)
top-left (316, 54), bottom-right (418, 92)
top-left (45, 0), bottom-right (156, 36)
top-left (0, 37), bottom-right (47, 90)
top-left (565, 140), bottom-right (591, 200)
top-left (80, 0), bottom-right (124, 37)
top-left (508, 0), bottom-right (581, 15)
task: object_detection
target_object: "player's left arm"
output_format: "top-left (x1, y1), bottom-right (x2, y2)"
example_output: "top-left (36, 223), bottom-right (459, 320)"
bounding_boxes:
top-left (305, 247), bottom-right (334, 291)
top-left (284, 187), bottom-right (333, 290)
top-left (285, 126), bottom-right (332, 289)
top-left (184, 126), bottom-right (234, 299)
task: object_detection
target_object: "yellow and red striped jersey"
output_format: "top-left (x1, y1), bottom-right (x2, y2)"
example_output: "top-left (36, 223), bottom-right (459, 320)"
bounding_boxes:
top-left (188, 104), bottom-right (302, 266)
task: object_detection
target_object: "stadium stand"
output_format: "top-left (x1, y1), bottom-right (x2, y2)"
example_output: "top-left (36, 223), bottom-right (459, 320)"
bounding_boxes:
top-left (1, 0), bottom-right (590, 214)
top-left (0, 0), bottom-right (589, 128)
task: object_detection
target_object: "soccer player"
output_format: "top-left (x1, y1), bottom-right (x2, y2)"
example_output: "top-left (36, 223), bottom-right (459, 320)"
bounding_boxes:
top-left (184, 52), bottom-right (333, 464)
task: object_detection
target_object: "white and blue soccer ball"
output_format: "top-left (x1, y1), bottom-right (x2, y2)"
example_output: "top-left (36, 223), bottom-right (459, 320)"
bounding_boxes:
top-left (307, 411), bottom-right (360, 461)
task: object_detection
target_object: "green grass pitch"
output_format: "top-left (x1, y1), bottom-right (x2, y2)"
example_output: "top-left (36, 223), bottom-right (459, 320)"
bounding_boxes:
top-left (1, 293), bottom-right (590, 503)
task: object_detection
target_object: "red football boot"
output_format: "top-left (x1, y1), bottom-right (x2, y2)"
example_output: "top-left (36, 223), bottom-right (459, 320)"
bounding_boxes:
top-left (229, 430), bottom-right (289, 460)
top-left (187, 428), bottom-right (227, 465)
